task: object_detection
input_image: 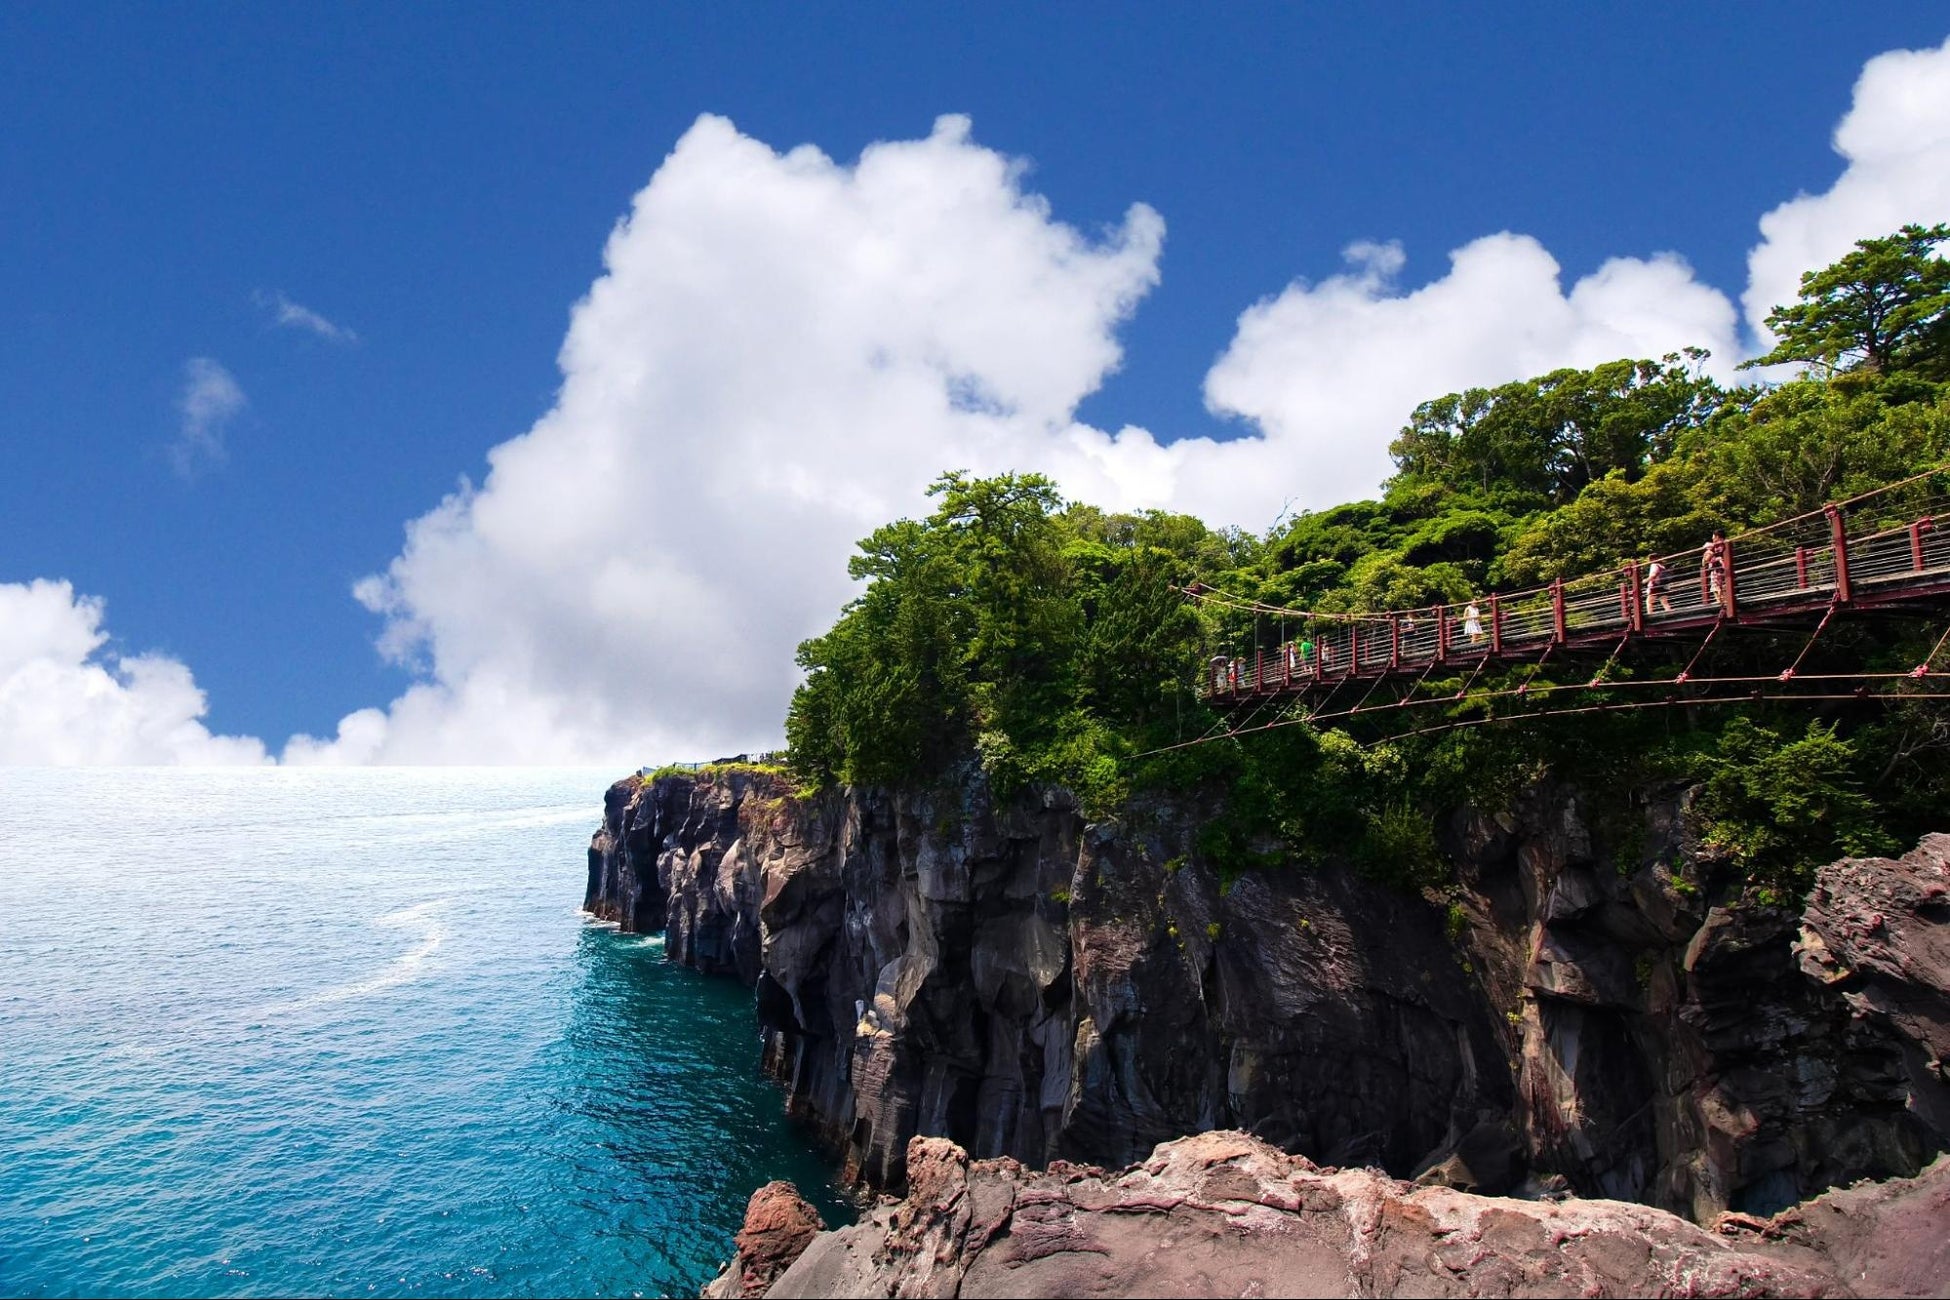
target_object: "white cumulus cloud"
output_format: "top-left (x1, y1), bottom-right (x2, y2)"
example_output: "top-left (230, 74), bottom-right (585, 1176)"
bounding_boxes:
top-left (1184, 235), bottom-right (1741, 520)
top-left (0, 579), bottom-right (269, 765)
top-left (1745, 35), bottom-right (1950, 346)
top-left (169, 357), bottom-right (246, 481)
top-left (283, 115), bottom-right (1168, 765)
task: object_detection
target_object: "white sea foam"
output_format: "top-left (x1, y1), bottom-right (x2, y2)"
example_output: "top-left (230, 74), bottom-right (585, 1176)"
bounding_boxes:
top-left (258, 899), bottom-right (452, 1015)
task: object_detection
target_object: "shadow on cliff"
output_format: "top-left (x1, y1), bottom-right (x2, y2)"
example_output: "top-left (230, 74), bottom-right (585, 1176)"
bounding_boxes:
top-left (586, 767), bottom-right (1950, 1222)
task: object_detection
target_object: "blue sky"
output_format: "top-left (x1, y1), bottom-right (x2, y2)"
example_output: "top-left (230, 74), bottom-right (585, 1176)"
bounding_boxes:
top-left (4, 5), bottom-right (1949, 763)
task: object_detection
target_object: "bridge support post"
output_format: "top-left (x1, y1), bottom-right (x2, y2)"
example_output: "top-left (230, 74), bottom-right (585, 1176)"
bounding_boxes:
top-left (1827, 505), bottom-right (1852, 604)
top-left (1910, 517), bottom-right (1932, 571)
top-left (1722, 540), bottom-right (1738, 618)
top-left (1795, 546), bottom-right (1809, 589)
top-left (1254, 647), bottom-right (1264, 693)
top-left (1436, 605), bottom-right (1449, 663)
top-left (1550, 579), bottom-right (1566, 644)
top-left (1390, 616), bottom-right (1401, 669)
top-left (1489, 594), bottom-right (1502, 655)
top-left (1624, 563), bottom-right (1642, 634)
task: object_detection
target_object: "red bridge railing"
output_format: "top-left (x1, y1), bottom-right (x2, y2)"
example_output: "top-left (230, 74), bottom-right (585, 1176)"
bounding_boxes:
top-left (1198, 470), bottom-right (1950, 701)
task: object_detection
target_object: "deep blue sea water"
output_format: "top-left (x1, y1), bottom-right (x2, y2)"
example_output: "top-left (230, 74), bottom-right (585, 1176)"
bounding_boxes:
top-left (0, 768), bottom-right (848, 1298)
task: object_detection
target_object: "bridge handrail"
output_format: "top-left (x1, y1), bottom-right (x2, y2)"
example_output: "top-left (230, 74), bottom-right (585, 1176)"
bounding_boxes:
top-left (1196, 464), bottom-right (1950, 698)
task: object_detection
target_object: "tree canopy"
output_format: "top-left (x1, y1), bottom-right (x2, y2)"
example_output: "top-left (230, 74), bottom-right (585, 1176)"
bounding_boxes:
top-left (1744, 223), bottom-right (1950, 376)
top-left (1388, 353), bottom-right (1718, 504)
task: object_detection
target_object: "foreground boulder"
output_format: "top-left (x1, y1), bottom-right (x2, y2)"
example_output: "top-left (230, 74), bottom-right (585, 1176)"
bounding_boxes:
top-left (702, 1179), bottom-right (826, 1299)
top-left (710, 1131), bottom-right (1950, 1298)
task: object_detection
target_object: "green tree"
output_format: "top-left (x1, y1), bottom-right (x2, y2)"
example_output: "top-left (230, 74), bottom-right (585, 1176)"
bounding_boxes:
top-left (1691, 374), bottom-right (1950, 518)
top-left (1388, 354), bottom-right (1718, 503)
top-left (1698, 719), bottom-right (1895, 898)
top-left (1496, 459), bottom-right (1719, 585)
top-left (786, 471), bottom-right (1207, 799)
top-left (1743, 223), bottom-right (1950, 376)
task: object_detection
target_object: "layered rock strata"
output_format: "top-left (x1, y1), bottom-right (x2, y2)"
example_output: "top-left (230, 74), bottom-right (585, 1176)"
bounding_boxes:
top-left (706, 1131), bottom-right (1950, 1299)
top-left (584, 769), bottom-right (1950, 1220)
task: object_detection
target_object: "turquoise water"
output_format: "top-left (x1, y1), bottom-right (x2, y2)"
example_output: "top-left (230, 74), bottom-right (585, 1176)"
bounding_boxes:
top-left (0, 768), bottom-right (847, 1298)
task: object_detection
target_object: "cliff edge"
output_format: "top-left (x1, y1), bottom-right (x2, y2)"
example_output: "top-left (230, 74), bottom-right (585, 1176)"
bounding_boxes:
top-left (586, 767), bottom-right (1950, 1221)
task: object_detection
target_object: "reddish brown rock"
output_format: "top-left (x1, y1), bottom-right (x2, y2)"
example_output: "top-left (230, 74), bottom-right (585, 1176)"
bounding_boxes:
top-left (734, 1131), bottom-right (1855, 1298)
top-left (701, 1180), bottom-right (827, 1299)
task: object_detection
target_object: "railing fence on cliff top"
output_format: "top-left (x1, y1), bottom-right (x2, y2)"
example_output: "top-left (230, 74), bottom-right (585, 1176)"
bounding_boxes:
top-left (639, 751), bottom-right (787, 777)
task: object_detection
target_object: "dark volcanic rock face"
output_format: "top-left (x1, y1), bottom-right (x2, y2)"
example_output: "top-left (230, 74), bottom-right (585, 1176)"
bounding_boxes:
top-left (1442, 789), bottom-right (1950, 1219)
top-left (584, 770), bottom-right (1950, 1221)
top-left (1064, 821), bottom-right (1513, 1182)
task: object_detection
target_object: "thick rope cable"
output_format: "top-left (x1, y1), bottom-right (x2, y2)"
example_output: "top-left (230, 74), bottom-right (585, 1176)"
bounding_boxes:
top-left (1143, 679), bottom-right (1950, 757)
top-left (1512, 642), bottom-right (1556, 699)
top-left (1223, 668), bottom-right (1299, 738)
top-left (1398, 642), bottom-right (1445, 703)
top-left (1446, 643), bottom-right (1494, 701)
top-left (1582, 623), bottom-right (1637, 687)
top-left (1301, 664), bottom-right (1357, 725)
top-left (1345, 658), bottom-right (1398, 715)
top-left (1777, 605), bottom-right (1836, 682)
top-left (1673, 617), bottom-right (1723, 686)
top-left (1141, 669), bottom-right (1944, 757)
top-left (1911, 621), bottom-right (1950, 679)
top-left (1361, 689), bottom-right (1950, 748)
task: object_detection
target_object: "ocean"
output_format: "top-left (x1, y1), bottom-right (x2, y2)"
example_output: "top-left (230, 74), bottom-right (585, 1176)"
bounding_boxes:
top-left (0, 767), bottom-right (848, 1298)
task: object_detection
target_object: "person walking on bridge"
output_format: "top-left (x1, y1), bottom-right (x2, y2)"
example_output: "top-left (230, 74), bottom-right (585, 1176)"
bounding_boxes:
top-left (1700, 532), bottom-right (1729, 609)
top-left (1645, 557), bottom-right (1672, 615)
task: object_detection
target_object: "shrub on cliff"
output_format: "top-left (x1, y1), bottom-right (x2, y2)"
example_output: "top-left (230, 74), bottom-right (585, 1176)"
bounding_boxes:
top-left (1699, 719), bottom-right (1897, 902)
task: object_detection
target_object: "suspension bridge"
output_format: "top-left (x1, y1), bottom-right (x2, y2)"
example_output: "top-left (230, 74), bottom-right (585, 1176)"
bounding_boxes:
top-left (1168, 467), bottom-right (1950, 750)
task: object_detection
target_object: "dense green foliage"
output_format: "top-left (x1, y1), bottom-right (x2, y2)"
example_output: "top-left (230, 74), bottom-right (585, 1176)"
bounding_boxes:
top-left (1697, 719), bottom-right (1896, 903)
top-left (787, 471), bottom-right (1225, 811)
top-left (787, 227), bottom-right (1950, 901)
top-left (1743, 223), bottom-right (1950, 376)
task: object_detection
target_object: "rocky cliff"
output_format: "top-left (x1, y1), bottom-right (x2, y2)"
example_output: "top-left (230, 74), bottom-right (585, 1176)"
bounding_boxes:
top-left (585, 767), bottom-right (1950, 1222)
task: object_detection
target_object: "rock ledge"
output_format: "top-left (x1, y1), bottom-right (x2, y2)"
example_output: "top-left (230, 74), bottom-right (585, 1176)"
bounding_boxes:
top-left (711, 1130), bottom-right (1950, 1297)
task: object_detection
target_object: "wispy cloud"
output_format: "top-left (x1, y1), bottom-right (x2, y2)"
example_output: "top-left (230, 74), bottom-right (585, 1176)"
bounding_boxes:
top-left (255, 289), bottom-right (359, 344)
top-left (170, 357), bottom-right (246, 481)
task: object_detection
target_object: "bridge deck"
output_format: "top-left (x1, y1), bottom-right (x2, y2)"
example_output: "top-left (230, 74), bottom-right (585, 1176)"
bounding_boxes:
top-left (1200, 499), bottom-right (1950, 702)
